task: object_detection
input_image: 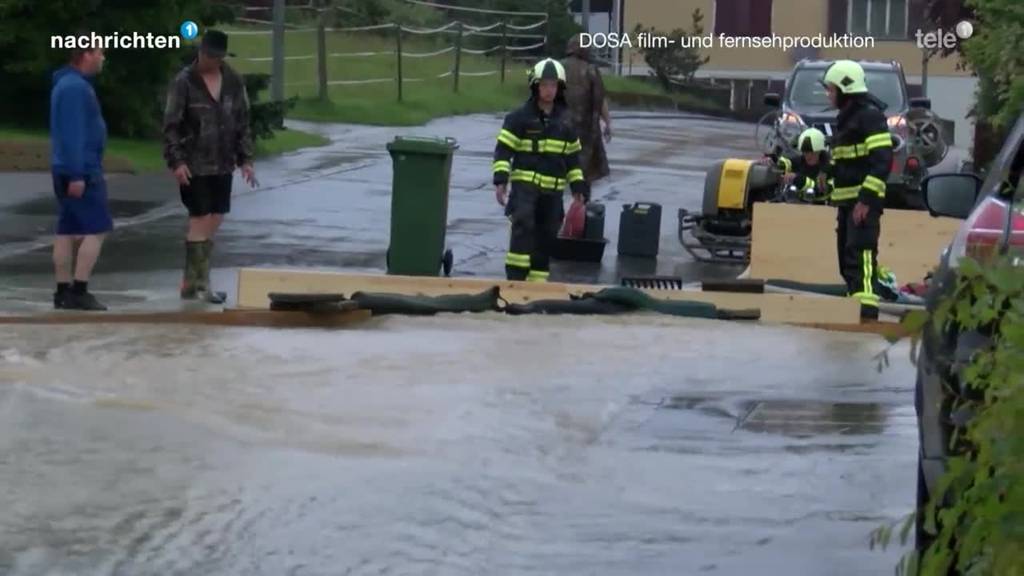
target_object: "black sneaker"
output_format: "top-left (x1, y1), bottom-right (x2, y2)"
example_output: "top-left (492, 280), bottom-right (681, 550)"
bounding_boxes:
top-left (65, 291), bottom-right (108, 311)
top-left (53, 290), bottom-right (69, 310)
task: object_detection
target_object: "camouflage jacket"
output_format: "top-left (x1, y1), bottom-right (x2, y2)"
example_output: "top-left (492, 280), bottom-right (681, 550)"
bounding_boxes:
top-left (162, 62), bottom-right (253, 176)
top-left (563, 53), bottom-right (605, 141)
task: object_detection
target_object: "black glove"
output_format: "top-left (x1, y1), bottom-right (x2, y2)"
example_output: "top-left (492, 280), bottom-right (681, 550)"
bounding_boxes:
top-left (574, 182), bottom-right (591, 203)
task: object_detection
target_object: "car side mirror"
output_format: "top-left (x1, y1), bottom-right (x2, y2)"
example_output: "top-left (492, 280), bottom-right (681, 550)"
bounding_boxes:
top-left (910, 97), bottom-right (931, 110)
top-left (763, 92), bottom-right (781, 108)
top-left (922, 173), bottom-right (982, 219)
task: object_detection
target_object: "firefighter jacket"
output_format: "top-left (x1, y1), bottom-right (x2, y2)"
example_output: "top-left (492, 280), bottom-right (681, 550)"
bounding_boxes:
top-left (774, 151), bottom-right (829, 194)
top-left (493, 97), bottom-right (589, 199)
top-left (827, 95), bottom-right (893, 209)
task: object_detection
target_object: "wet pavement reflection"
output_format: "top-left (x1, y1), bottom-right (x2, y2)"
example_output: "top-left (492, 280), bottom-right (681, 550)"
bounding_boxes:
top-left (0, 315), bottom-right (916, 575)
top-left (0, 112), bottom-right (917, 574)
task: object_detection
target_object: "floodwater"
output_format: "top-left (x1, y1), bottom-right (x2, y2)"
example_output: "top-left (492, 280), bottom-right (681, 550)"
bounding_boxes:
top-left (0, 313), bottom-right (917, 575)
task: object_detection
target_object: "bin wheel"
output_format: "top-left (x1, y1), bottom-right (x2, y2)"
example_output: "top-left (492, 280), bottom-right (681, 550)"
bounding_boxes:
top-left (442, 249), bottom-right (454, 277)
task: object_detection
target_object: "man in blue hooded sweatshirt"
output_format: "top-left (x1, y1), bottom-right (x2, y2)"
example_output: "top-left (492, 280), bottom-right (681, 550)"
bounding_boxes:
top-left (50, 43), bottom-right (110, 310)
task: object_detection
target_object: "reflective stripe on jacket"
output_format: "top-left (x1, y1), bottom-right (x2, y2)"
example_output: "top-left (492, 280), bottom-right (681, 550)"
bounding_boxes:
top-left (493, 98), bottom-right (588, 197)
top-left (827, 95), bottom-right (893, 208)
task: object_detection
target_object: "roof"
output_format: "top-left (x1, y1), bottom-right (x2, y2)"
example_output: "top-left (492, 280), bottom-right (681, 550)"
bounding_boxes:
top-left (794, 59), bottom-right (902, 71)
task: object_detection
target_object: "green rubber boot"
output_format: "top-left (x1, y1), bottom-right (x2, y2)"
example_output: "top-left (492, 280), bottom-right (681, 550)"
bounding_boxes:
top-left (198, 240), bottom-right (226, 304)
top-left (180, 241), bottom-right (204, 300)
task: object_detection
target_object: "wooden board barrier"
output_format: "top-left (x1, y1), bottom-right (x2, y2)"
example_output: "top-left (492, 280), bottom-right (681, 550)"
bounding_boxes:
top-left (237, 269), bottom-right (586, 308)
top-left (749, 203), bottom-right (961, 285)
top-left (0, 308), bottom-right (371, 329)
top-left (237, 268), bottom-right (862, 325)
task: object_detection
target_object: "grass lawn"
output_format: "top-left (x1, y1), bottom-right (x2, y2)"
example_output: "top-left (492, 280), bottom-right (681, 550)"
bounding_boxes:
top-left (0, 126), bottom-right (328, 173)
top-left (228, 25), bottom-right (536, 124)
top-left (226, 24), bottom-right (721, 124)
top-left (603, 75), bottom-right (726, 112)
top-left (254, 127), bottom-right (330, 156)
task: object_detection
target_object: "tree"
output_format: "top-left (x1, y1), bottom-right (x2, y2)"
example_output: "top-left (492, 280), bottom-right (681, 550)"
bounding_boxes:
top-left (475, 0), bottom-right (581, 58)
top-left (244, 73), bottom-right (297, 141)
top-left (960, 0), bottom-right (1024, 129)
top-left (633, 9), bottom-right (709, 91)
top-left (0, 0), bottom-right (229, 136)
top-left (925, 0), bottom-right (976, 59)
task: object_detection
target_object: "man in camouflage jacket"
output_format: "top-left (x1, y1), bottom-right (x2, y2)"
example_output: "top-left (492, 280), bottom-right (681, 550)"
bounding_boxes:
top-left (163, 30), bottom-right (256, 304)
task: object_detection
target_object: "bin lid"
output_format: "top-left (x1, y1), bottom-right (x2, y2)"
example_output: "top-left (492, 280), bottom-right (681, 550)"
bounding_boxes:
top-left (387, 136), bottom-right (459, 155)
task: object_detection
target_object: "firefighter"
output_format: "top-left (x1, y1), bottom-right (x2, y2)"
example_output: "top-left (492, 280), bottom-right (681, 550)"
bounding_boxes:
top-left (766, 127), bottom-right (829, 202)
top-left (821, 60), bottom-right (894, 320)
top-left (493, 58), bottom-right (589, 282)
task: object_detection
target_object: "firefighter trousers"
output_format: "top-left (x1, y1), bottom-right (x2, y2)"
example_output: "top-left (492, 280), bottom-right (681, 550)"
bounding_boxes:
top-left (505, 183), bottom-right (564, 282)
top-left (836, 205), bottom-right (882, 318)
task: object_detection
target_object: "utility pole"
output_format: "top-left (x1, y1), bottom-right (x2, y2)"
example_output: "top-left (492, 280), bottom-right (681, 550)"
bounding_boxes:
top-left (921, 47), bottom-right (930, 96)
top-left (582, 0), bottom-right (590, 34)
top-left (611, 0), bottom-right (621, 75)
top-left (272, 0), bottom-right (285, 102)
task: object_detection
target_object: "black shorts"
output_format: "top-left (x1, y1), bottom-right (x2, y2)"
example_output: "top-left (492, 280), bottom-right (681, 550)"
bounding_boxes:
top-left (180, 174), bottom-right (233, 217)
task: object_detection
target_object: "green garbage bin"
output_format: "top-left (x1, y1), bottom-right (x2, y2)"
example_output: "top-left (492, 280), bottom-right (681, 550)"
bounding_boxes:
top-left (386, 136), bottom-right (459, 276)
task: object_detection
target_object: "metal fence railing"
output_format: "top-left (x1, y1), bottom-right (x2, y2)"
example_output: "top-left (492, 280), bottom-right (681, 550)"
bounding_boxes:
top-left (224, 1), bottom-right (549, 101)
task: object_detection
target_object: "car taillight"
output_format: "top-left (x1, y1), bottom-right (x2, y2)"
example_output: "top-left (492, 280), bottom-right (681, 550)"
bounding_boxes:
top-left (949, 197), bottom-right (1024, 265)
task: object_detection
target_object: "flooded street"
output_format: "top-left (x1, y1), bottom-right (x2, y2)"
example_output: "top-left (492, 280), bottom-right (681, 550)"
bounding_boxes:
top-left (1, 111), bottom-right (917, 574)
top-left (0, 314), bottom-right (915, 575)
top-left (0, 112), bottom-right (758, 312)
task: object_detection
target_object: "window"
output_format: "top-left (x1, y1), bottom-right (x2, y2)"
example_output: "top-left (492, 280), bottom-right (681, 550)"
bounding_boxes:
top-left (849, 0), bottom-right (908, 38)
top-left (1007, 141), bottom-right (1024, 199)
top-left (786, 69), bottom-right (906, 113)
top-left (714, 0), bottom-right (772, 37)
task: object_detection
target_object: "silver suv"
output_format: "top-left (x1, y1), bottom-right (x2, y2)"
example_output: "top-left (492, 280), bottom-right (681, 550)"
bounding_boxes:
top-left (914, 113), bottom-right (1024, 550)
top-left (762, 59), bottom-right (941, 209)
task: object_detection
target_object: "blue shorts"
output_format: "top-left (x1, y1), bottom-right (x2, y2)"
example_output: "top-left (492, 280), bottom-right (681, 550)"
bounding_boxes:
top-left (52, 172), bottom-right (114, 236)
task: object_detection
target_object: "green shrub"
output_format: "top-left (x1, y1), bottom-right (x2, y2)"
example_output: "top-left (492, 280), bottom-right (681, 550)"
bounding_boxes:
top-left (0, 0), bottom-right (230, 137)
top-left (962, 0), bottom-right (1024, 130)
top-left (243, 73), bottom-right (296, 141)
top-left (873, 257), bottom-right (1024, 575)
top-left (632, 8), bottom-right (709, 91)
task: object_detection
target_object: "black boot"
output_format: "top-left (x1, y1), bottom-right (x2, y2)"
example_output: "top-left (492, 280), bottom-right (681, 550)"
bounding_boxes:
top-left (54, 282), bottom-right (70, 309)
top-left (860, 304), bottom-right (880, 321)
top-left (65, 281), bottom-right (107, 311)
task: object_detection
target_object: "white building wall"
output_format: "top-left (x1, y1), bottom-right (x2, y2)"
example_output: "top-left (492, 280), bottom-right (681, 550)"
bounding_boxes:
top-left (906, 75), bottom-right (977, 150)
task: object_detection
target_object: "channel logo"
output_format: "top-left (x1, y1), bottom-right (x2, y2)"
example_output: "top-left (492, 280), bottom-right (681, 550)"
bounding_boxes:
top-left (915, 20), bottom-right (973, 50)
top-left (180, 20), bottom-right (199, 41)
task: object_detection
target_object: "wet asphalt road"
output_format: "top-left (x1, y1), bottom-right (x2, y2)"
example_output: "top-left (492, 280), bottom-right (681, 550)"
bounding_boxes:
top-left (0, 316), bottom-right (917, 575)
top-left (0, 111), bottom-right (757, 311)
top-left (0, 112), bottom-right (917, 574)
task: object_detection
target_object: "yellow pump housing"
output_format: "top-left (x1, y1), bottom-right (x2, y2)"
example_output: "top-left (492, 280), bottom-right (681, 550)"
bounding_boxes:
top-left (717, 159), bottom-right (753, 210)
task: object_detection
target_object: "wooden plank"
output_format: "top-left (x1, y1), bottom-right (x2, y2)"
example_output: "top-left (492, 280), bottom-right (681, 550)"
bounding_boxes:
top-left (749, 203), bottom-right (961, 285)
top-left (0, 308), bottom-right (371, 329)
top-left (644, 290), bottom-right (862, 325)
top-left (793, 321), bottom-right (914, 339)
top-left (237, 268), bottom-right (590, 309)
top-left (237, 268), bottom-right (864, 325)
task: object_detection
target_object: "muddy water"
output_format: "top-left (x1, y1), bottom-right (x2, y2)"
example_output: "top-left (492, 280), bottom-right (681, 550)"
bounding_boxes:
top-left (0, 315), bottom-right (916, 575)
